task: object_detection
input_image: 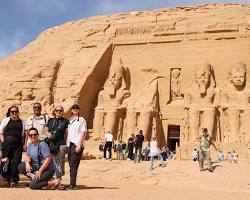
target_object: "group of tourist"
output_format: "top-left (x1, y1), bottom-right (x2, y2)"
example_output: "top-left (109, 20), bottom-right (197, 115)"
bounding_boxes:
top-left (100, 130), bottom-right (171, 170)
top-left (0, 102), bottom-right (87, 190)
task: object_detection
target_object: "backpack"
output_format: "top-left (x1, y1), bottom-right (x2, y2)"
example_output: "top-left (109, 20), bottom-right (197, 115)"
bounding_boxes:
top-left (117, 143), bottom-right (123, 152)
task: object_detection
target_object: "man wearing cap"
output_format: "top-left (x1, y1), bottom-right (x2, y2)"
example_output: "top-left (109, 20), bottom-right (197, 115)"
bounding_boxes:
top-left (197, 128), bottom-right (217, 172)
top-left (24, 102), bottom-right (49, 149)
top-left (67, 103), bottom-right (87, 190)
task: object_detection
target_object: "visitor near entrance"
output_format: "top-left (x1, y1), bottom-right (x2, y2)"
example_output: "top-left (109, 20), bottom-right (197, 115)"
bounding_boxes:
top-left (197, 128), bottom-right (217, 172)
top-left (134, 130), bottom-right (144, 163)
top-left (103, 131), bottom-right (114, 160)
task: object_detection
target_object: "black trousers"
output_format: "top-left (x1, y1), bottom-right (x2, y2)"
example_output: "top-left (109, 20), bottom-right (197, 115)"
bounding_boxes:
top-left (128, 145), bottom-right (134, 160)
top-left (2, 144), bottom-right (22, 183)
top-left (68, 143), bottom-right (83, 186)
top-left (18, 162), bottom-right (55, 189)
top-left (103, 142), bottom-right (112, 159)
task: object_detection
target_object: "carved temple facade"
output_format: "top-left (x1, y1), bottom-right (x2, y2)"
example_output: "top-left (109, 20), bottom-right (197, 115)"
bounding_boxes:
top-left (91, 25), bottom-right (250, 159)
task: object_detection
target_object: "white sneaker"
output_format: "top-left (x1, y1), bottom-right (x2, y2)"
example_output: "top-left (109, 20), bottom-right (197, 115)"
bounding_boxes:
top-left (127, 158), bottom-right (130, 161)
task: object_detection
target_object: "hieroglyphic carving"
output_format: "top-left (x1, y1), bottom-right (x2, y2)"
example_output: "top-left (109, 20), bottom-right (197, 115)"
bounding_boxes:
top-left (220, 62), bottom-right (250, 143)
top-left (115, 24), bottom-right (175, 36)
top-left (184, 63), bottom-right (219, 141)
top-left (170, 68), bottom-right (182, 101)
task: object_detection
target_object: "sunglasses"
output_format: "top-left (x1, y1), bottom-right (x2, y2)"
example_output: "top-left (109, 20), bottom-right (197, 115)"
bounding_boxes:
top-left (10, 110), bottom-right (18, 114)
top-left (55, 109), bottom-right (63, 112)
top-left (72, 106), bottom-right (80, 110)
top-left (29, 134), bottom-right (38, 137)
top-left (33, 106), bottom-right (41, 109)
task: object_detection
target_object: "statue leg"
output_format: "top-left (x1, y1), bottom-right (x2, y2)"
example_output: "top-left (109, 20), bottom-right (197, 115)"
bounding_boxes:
top-left (188, 108), bottom-right (200, 142)
top-left (203, 109), bottom-right (215, 140)
top-left (227, 109), bottom-right (240, 142)
top-left (105, 111), bottom-right (117, 139)
top-left (93, 110), bottom-right (104, 139)
top-left (139, 111), bottom-right (152, 142)
top-left (126, 111), bottom-right (137, 137)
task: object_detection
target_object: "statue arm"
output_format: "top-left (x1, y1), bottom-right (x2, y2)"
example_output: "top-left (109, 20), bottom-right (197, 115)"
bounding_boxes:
top-left (213, 88), bottom-right (220, 107)
top-left (184, 89), bottom-right (191, 109)
top-left (220, 90), bottom-right (229, 110)
top-left (96, 91), bottom-right (105, 109)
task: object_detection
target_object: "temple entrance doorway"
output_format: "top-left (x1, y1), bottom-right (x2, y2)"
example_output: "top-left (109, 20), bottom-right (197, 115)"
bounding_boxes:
top-left (167, 125), bottom-right (180, 151)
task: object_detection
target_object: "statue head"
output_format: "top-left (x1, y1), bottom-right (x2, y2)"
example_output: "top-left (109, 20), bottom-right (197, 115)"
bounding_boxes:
top-left (171, 68), bottom-right (180, 79)
top-left (195, 63), bottom-right (214, 94)
top-left (229, 62), bottom-right (246, 87)
top-left (108, 58), bottom-right (124, 92)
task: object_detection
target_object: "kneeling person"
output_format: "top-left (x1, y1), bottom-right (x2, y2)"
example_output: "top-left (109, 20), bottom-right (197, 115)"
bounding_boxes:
top-left (19, 128), bottom-right (58, 189)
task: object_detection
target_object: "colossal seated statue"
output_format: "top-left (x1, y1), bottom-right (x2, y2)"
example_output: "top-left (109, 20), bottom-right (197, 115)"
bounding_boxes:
top-left (93, 58), bottom-right (130, 139)
top-left (220, 62), bottom-right (250, 143)
top-left (125, 78), bottom-right (159, 142)
top-left (184, 63), bottom-right (219, 142)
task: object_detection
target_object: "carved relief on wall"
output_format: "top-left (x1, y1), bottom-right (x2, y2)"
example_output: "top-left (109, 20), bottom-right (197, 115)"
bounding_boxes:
top-left (93, 58), bottom-right (130, 139)
top-left (184, 63), bottom-right (219, 142)
top-left (220, 62), bottom-right (250, 143)
top-left (170, 68), bottom-right (183, 102)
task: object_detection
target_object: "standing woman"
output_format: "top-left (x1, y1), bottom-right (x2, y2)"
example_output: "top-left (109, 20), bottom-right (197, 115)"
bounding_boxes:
top-left (67, 103), bottom-right (87, 190)
top-left (0, 106), bottom-right (25, 186)
top-left (45, 105), bottom-right (68, 188)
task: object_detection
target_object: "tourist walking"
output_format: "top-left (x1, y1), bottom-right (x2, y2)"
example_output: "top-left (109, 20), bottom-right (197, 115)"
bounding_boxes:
top-left (134, 130), bottom-right (144, 163)
top-left (0, 106), bottom-right (25, 186)
top-left (192, 148), bottom-right (199, 161)
top-left (127, 134), bottom-right (135, 160)
top-left (103, 131), bottom-right (114, 160)
top-left (149, 137), bottom-right (163, 170)
top-left (18, 128), bottom-right (58, 189)
top-left (67, 103), bottom-right (87, 190)
top-left (197, 128), bottom-right (217, 172)
top-left (45, 105), bottom-right (68, 188)
top-left (25, 102), bottom-right (49, 148)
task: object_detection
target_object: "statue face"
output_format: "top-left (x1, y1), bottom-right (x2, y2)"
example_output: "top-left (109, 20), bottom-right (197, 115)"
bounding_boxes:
top-left (109, 72), bottom-right (122, 90)
top-left (172, 69), bottom-right (180, 79)
top-left (195, 69), bottom-right (210, 93)
top-left (230, 71), bottom-right (245, 86)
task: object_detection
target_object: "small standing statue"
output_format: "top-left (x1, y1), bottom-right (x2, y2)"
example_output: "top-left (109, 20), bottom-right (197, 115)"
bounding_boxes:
top-left (170, 68), bottom-right (182, 101)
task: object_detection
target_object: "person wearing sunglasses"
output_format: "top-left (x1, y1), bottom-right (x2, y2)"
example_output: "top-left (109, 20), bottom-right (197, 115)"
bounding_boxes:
top-left (18, 128), bottom-right (58, 189)
top-left (24, 102), bottom-right (49, 150)
top-left (67, 103), bottom-right (87, 190)
top-left (45, 105), bottom-right (69, 189)
top-left (0, 106), bottom-right (25, 187)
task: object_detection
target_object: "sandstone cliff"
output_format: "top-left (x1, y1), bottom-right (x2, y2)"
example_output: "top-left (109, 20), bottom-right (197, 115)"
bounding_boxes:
top-left (0, 3), bottom-right (250, 134)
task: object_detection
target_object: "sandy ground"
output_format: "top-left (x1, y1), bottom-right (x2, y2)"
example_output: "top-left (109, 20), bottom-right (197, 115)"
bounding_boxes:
top-left (0, 159), bottom-right (250, 200)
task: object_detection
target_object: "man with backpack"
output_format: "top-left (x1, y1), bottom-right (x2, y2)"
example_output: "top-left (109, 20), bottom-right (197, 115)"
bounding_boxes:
top-left (197, 128), bottom-right (217, 172)
top-left (134, 130), bottom-right (144, 163)
top-left (24, 103), bottom-right (49, 149)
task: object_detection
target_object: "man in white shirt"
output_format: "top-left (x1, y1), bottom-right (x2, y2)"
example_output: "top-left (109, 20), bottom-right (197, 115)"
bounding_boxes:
top-left (103, 131), bottom-right (114, 160)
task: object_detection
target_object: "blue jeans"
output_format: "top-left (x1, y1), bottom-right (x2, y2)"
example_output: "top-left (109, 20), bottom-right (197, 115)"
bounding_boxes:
top-left (150, 154), bottom-right (164, 170)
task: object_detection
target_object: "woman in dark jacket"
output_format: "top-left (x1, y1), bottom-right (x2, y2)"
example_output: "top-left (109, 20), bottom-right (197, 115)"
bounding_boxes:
top-left (0, 106), bottom-right (25, 186)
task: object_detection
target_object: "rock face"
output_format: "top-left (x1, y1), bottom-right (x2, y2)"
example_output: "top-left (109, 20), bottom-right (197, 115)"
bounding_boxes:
top-left (1, 3), bottom-right (250, 158)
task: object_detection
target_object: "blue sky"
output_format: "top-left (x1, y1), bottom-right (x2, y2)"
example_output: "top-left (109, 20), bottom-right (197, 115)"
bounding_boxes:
top-left (0, 0), bottom-right (249, 59)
